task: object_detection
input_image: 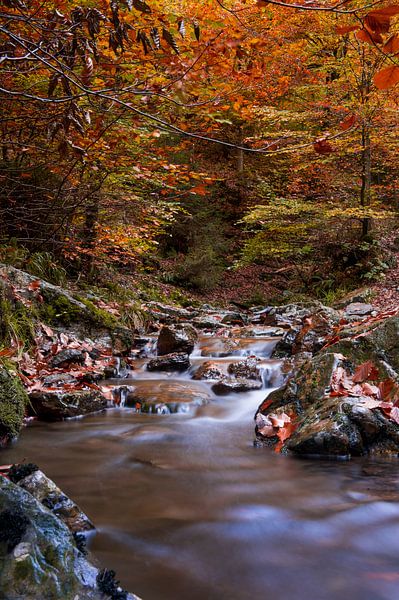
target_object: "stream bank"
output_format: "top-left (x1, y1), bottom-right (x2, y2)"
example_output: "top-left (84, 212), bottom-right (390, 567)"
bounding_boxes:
top-left (2, 266), bottom-right (399, 599)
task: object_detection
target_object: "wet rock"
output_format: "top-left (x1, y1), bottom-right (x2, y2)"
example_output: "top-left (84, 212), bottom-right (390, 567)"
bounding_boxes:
top-left (157, 324), bottom-right (198, 356)
top-left (147, 352), bottom-right (190, 372)
top-left (50, 348), bottom-right (85, 367)
top-left (212, 377), bottom-right (263, 395)
top-left (272, 306), bottom-right (339, 358)
top-left (255, 352), bottom-right (399, 457)
top-left (324, 316), bottom-right (399, 376)
top-left (0, 366), bottom-right (28, 447)
top-left (345, 302), bottom-right (375, 317)
top-left (227, 357), bottom-right (262, 381)
top-left (192, 361), bottom-right (224, 381)
top-left (220, 312), bottom-right (246, 325)
top-left (16, 469), bottom-right (94, 533)
top-left (28, 389), bottom-right (107, 421)
top-left (126, 380), bottom-right (210, 414)
top-left (147, 301), bottom-right (199, 323)
top-left (0, 478), bottom-right (141, 599)
top-left (191, 316), bottom-right (225, 330)
top-left (42, 373), bottom-right (78, 388)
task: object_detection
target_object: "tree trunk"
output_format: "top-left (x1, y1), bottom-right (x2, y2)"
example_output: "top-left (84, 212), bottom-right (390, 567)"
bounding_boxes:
top-left (360, 120), bottom-right (371, 237)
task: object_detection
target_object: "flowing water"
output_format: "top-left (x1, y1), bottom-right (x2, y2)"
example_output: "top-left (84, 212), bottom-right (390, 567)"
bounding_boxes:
top-left (3, 330), bottom-right (399, 600)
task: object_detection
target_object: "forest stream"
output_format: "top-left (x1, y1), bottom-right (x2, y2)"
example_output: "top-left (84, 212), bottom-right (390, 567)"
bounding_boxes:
top-left (3, 330), bottom-right (399, 600)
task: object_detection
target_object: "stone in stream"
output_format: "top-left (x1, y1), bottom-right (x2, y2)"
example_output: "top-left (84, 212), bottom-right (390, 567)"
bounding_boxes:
top-left (212, 377), bottom-right (263, 395)
top-left (0, 477), bottom-right (141, 599)
top-left (147, 352), bottom-right (190, 372)
top-left (344, 302), bottom-right (375, 317)
top-left (28, 389), bottom-right (107, 421)
top-left (192, 361), bottom-right (224, 381)
top-left (126, 380), bottom-right (211, 414)
top-left (156, 324), bottom-right (198, 356)
top-left (0, 366), bottom-right (28, 447)
top-left (227, 357), bottom-right (262, 381)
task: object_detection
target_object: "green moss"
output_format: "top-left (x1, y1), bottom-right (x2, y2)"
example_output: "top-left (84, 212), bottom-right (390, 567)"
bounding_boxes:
top-left (0, 294), bottom-right (37, 349)
top-left (78, 297), bottom-right (119, 329)
top-left (39, 295), bottom-right (82, 326)
top-left (0, 367), bottom-right (28, 441)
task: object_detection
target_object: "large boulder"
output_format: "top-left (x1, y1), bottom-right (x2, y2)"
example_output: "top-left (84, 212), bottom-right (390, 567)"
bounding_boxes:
top-left (0, 477), bottom-right (140, 599)
top-left (156, 324), bottom-right (198, 356)
top-left (0, 367), bottom-right (28, 447)
top-left (28, 389), bottom-right (107, 421)
top-left (255, 352), bottom-right (399, 457)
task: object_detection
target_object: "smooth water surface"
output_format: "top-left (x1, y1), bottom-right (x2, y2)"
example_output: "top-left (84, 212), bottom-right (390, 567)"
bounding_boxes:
top-left (3, 331), bottom-right (399, 600)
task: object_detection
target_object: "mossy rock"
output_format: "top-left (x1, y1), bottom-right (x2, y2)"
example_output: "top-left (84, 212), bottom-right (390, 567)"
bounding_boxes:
top-left (0, 478), bottom-right (127, 599)
top-left (0, 367), bottom-right (28, 446)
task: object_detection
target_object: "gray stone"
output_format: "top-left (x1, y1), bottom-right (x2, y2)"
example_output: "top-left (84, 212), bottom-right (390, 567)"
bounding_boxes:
top-left (157, 324), bottom-right (198, 356)
top-left (212, 377), bottom-right (263, 395)
top-left (147, 352), bottom-right (190, 372)
top-left (28, 390), bottom-right (107, 420)
top-left (50, 348), bottom-right (85, 367)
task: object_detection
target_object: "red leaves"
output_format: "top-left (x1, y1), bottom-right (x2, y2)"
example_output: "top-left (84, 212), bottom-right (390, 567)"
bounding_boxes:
top-left (336, 25), bottom-right (359, 35)
top-left (356, 28), bottom-right (383, 45)
top-left (339, 114), bottom-right (356, 131)
top-left (313, 138), bottom-right (334, 155)
top-left (257, 410), bottom-right (297, 452)
top-left (27, 279), bottom-right (41, 291)
top-left (352, 360), bottom-right (379, 383)
top-left (374, 65), bottom-right (399, 89)
top-left (383, 34), bottom-right (399, 54)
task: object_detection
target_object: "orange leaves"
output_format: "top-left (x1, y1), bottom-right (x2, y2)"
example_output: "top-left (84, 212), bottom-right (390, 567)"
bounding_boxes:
top-left (352, 359), bottom-right (379, 383)
top-left (384, 34), bottom-right (399, 54)
top-left (335, 25), bottom-right (359, 35)
top-left (373, 65), bottom-right (399, 89)
top-left (355, 29), bottom-right (383, 45)
top-left (313, 138), bottom-right (334, 155)
top-left (339, 114), bottom-right (356, 131)
top-left (256, 410), bottom-right (297, 452)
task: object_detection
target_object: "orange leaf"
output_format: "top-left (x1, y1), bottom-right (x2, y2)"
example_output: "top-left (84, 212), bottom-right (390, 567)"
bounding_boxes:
top-left (368, 5), bottom-right (399, 17)
top-left (356, 28), bottom-right (383, 44)
top-left (384, 34), bottom-right (399, 54)
top-left (336, 25), bottom-right (359, 34)
top-left (365, 14), bottom-right (391, 34)
top-left (352, 360), bottom-right (379, 383)
top-left (28, 279), bottom-right (41, 291)
top-left (339, 114), bottom-right (356, 130)
top-left (313, 138), bottom-right (334, 154)
top-left (374, 65), bottom-right (399, 89)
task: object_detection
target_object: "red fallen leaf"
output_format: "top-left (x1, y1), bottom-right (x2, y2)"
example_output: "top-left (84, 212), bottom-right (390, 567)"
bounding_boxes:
top-left (41, 324), bottom-right (54, 338)
top-left (259, 397), bottom-right (274, 412)
top-left (269, 412), bottom-right (291, 428)
top-left (361, 382), bottom-right (380, 396)
top-left (0, 347), bottom-right (16, 357)
top-left (378, 379), bottom-right (398, 401)
top-left (389, 406), bottom-right (399, 424)
top-left (313, 138), bottom-right (334, 154)
top-left (353, 360), bottom-right (380, 383)
top-left (28, 279), bottom-right (41, 291)
top-left (339, 114), bottom-right (356, 131)
top-left (357, 396), bottom-right (383, 409)
top-left (50, 342), bottom-right (59, 355)
top-left (275, 422), bottom-right (297, 453)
